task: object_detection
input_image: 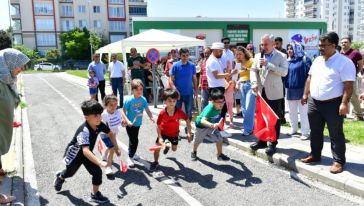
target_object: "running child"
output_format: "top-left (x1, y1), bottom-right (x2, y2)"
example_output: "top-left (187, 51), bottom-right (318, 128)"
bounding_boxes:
top-left (88, 69), bottom-right (99, 100)
top-left (224, 74), bottom-right (235, 127)
top-left (150, 88), bottom-right (192, 171)
top-left (54, 100), bottom-right (119, 204)
top-left (191, 88), bottom-right (230, 161)
top-left (121, 79), bottom-right (154, 168)
top-left (101, 95), bottom-right (123, 176)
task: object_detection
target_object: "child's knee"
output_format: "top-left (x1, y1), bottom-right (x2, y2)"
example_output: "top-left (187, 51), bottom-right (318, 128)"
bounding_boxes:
top-left (171, 146), bottom-right (177, 152)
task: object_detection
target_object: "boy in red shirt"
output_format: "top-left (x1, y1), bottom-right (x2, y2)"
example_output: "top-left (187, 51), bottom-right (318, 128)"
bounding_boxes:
top-left (150, 89), bottom-right (192, 171)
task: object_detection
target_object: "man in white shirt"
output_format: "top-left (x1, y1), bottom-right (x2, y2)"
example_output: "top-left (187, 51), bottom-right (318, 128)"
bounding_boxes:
top-left (301, 32), bottom-right (356, 174)
top-left (206, 42), bottom-right (232, 138)
top-left (108, 53), bottom-right (125, 108)
top-left (221, 37), bottom-right (234, 72)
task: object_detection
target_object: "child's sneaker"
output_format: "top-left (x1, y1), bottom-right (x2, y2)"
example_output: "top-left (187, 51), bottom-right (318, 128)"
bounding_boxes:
top-left (217, 153), bottom-right (230, 161)
top-left (191, 151), bottom-right (197, 161)
top-left (53, 172), bottom-right (65, 192)
top-left (127, 157), bottom-right (135, 168)
top-left (105, 166), bottom-right (114, 176)
top-left (89, 191), bottom-right (110, 204)
top-left (163, 140), bottom-right (171, 155)
top-left (132, 154), bottom-right (140, 161)
top-left (149, 161), bottom-right (159, 171)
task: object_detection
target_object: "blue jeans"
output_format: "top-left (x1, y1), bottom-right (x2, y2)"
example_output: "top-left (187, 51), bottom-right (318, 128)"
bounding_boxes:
top-left (176, 95), bottom-right (193, 120)
top-left (200, 89), bottom-right (209, 111)
top-left (240, 81), bottom-right (256, 133)
top-left (111, 77), bottom-right (124, 108)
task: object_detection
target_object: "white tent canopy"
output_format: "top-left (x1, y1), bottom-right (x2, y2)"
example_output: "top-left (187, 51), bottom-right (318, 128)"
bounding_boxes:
top-left (95, 29), bottom-right (206, 54)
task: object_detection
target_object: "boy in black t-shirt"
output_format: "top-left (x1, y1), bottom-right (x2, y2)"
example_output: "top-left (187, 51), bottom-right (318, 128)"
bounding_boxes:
top-left (54, 100), bottom-right (118, 204)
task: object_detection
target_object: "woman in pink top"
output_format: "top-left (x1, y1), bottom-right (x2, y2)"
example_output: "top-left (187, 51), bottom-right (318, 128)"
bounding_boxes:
top-left (225, 74), bottom-right (235, 127)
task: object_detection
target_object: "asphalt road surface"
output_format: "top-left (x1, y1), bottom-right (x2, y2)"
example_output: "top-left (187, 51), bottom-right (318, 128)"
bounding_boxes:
top-left (23, 73), bottom-right (360, 206)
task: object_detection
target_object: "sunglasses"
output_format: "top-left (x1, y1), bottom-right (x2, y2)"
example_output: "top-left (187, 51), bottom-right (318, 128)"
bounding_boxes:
top-left (223, 42), bottom-right (230, 44)
top-left (213, 100), bottom-right (225, 104)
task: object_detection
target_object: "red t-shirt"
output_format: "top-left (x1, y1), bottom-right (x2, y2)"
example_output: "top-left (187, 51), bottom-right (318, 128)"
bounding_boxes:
top-left (157, 107), bottom-right (188, 137)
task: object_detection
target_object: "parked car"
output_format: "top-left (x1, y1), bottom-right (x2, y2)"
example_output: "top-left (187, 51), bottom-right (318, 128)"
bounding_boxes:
top-left (73, 60), bottom-right (90, 70)
top-left (34, 62), bottom-right (62, 71)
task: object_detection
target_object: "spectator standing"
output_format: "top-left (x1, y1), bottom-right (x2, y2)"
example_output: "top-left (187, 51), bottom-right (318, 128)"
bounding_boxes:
top-left (340, 37), bottom-right (364, 121)
top-left (0, 48), bottom-right (30, 204)
top-left (168, 48), bottom-right (198, 121)
top-left (199, 47), bottom-right (211, 110)
top-left (300, 32), bottom-right (356, 174)
top-left (108, 53), bottom-right (125, 108)
top-left (283, 42), bottom-right (311, 140)
top-left (206, 42), bottom-right (232, 138)
top-left (88, 54), bottom-right (106, 102)
top-left (250, 34), bottom-right (288, 155)
top-left (165, 49), bottom-right (179, 77)
top-left (275, 37), bottom-right (288, 124)
top-left (221, 37), bottom-right (234, 72)
top-left (127, 48), bottom-right (148, 100)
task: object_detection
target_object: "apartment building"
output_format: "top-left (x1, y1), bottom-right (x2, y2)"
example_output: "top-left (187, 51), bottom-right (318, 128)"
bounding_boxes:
top-left (9, 0), bottom-right (147, 55)
top-left (285, 0), bottom-right (363, 41)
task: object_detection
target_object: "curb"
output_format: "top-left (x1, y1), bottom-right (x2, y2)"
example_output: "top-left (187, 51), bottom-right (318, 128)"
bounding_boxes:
top-left (149, 108), bottom-right (364, 199)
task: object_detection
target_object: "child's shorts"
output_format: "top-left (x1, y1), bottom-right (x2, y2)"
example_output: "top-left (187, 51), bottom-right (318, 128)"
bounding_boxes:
top-left (100, 134), bottom-right (114, 148)
top-left (89, 88), bottom-right (97, 95)
top-left (194, 127), bottom-right (223, 145)
top-left (155, 135), bottom-right (179, 145)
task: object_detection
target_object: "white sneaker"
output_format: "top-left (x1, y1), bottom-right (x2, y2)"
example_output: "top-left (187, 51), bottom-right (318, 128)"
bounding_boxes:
top-left (132, 154), bottom-right (140, 161)
top-left (300, 134), bottom-right (310, 140)
top-left (105, 166), bottom-right (114, 176)
top-left (127, 157), bottom-right (135, 168)
top-left (220, 131), bottom-right (232, 138)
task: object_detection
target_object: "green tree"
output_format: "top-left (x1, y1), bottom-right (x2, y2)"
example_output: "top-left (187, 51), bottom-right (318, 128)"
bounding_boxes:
top-left (0, 29), bottom-right (12, 49)
top-left (45, 48), bottom-right (61, 63)
top-left (351, 41), bottom-right (363, 50)
top-left (60, 28), bottom-right (90, 60)
top-left (13, 44), bottom-right (41, 69)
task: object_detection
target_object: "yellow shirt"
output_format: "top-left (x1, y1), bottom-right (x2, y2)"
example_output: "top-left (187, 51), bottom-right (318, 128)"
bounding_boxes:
top-left (238, 58), bottom-right (254, 82)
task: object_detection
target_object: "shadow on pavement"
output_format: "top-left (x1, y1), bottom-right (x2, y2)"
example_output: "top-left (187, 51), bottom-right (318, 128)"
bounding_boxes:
top-left (58, 190), bottom-right (117, 206)
top-left (198, 158), bottom-right (262, 187)
top-left (157, 157), bottom-right (217, 189)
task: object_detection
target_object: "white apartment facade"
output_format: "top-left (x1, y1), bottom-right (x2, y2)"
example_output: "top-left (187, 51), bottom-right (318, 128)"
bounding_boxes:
top-left (9, 0), bottom-right (147, 55)
top-left (285, 0), bottom-right (363, 41)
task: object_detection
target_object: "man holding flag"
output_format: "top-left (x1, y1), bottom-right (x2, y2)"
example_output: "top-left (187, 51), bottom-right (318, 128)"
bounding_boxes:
top-left (250, 34), bottom-right (288, 156)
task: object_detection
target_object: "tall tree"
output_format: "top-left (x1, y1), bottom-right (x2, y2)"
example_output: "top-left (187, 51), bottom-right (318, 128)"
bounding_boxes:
top-left (60, 28), bottom-right (91, 60)
top-left (0, 30), bottom-right (12, 50)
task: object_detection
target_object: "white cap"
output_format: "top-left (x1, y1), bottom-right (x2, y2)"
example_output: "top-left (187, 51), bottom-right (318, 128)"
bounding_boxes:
top-left (211, 42), bottom-right (224, 50)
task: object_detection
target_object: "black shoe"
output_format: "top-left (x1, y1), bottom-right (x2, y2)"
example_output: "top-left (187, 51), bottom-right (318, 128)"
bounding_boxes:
top-left (250, 141), bottom-right (267, 151)
top-left (150, 161), bottom-right (159, 171)
top-left (281, 118), bottom-right (287, 124)
top-left (89, 191), bottom-right (110, 204)
top-left (191, 151), bottom-right (197, 161)
top-left (265, 143), bottom-right (277, 156)
top-left (54, 172), bottom-right (65, 192)
top-left (163, 140), bottom-right (171, 155)
top-left (217, 153), bottom-right (230, 161)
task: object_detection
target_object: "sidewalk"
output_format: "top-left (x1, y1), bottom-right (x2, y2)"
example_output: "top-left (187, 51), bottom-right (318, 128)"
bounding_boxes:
top-left (61, 72), bottom-right (364, 198)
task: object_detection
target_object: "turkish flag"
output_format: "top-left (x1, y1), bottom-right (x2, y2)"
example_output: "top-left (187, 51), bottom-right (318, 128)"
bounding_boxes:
top-left (253, 94), bottom-right (279, 142)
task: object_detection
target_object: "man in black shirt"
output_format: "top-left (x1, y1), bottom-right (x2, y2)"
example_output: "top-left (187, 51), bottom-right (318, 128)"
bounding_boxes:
top-left (53, 100), bottom-right (119, 204)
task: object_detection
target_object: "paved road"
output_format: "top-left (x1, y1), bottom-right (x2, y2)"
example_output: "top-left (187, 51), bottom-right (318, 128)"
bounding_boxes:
top-left (23, 73), bottom-right (360, 206)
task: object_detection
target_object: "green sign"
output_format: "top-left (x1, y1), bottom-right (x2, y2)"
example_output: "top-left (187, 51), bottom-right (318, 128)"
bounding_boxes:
top-left (226, 24), bottom-right (249, 44)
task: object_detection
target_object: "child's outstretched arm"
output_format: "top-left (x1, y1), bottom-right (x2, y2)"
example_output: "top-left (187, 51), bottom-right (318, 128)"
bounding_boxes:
top-left (185, 119), bottom-right (192, 143)
top-left (121, 108), bottom-right (132, 126)
top-left (200, 117), bottom-right (218, 129)
top-left (145, 107), bottom-right (155, 123)
top-left (82, 146), bottom-right (107, 167)
top-left (108, 131), bottom-right (121, 156)
top-left (156, 124), bottom-right (163, 145)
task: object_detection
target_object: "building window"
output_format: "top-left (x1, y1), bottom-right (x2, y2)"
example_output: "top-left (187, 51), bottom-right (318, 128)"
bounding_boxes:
top-left (93, 20), bottom-right (101, 28)
top-left (12, 20), bottom-right (21, 31)
top-left (62, 20), bottom-right (74, 31)
top-left (78, 5), bottom-right (86, 13)
top-left (36, 33), bottom-right (56, 46)
top-left (79, 20), bottom-right (87, 28)
top-left (93, 6), bottom-right (100, 13)
top-left (109, 21), bottom-right (125, 32)
top-left (13, 34), bottom-right (22, 44)
top-left (61, 5), bottom-right (73, 16)
top-left (35, 18), bottom-right (54, 30)
top-left (108, 6), bottom-right (125, 18)
top-left (10, 4), bottom-right (20, 16)
top-left (110, 34), bottom-right (125, 43)
top-left (109, 0), bottom-right (123, 4)
top-left (129, 7), bottom-right (147, 16)
top-left (34, 2), bottom-right (54, 15)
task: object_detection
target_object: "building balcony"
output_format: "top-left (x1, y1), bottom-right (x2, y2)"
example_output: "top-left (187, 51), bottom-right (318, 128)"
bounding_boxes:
top-left (59, 0), bottom-right (73, 3)
top-left (128, 0), bottom-right (147, 6)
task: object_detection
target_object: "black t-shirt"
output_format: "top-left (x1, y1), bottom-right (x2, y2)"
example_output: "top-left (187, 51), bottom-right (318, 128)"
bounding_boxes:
top-left (128, 56), bottom-right (146, 80)
top-left (63, 121), bottom-right (110, 165)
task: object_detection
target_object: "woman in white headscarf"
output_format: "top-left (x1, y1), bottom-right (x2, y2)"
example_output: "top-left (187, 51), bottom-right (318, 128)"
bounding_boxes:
top-left (0, 48), bottom-right (29, 204)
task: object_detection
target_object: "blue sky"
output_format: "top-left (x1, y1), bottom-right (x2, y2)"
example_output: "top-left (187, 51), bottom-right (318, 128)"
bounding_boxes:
top-left (0, 0), bottom-right (285, 30)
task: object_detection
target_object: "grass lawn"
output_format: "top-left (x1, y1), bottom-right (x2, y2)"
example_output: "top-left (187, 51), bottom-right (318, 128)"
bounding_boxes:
top-left (66, 70), bottom-right (110, 82)
top-left (283, 120), bottom-right (364, 146)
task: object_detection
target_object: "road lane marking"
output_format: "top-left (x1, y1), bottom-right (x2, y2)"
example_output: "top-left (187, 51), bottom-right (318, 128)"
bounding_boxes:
top-left (38, 75), bottom-right (204, 206)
